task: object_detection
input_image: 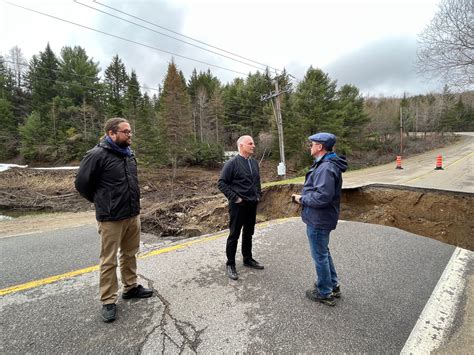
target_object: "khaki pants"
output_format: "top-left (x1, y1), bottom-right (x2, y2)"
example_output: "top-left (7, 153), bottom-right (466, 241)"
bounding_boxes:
top-left (98, 215), bottom-right (141, 304)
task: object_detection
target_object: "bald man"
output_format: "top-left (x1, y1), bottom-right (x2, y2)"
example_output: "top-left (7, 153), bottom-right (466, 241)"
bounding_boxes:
top-left (218, 135), bottom-right (263, 280)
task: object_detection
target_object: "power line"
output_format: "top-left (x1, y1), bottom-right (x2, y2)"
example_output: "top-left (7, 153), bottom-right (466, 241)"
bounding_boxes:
top-left (74, 0), bottom-right (270, 73)
top-left (92, 0), bottom-right (283, 74)
top-left (5, 1), bottom-right (249, 76)
top-left (4, 59), bottom-right (282, 112)
top-left (3, 59), bottom-right (161, 92)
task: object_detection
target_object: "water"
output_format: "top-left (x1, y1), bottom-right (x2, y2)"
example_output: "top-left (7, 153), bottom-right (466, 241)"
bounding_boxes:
top-left (0, 209), bottom-right (52, 220)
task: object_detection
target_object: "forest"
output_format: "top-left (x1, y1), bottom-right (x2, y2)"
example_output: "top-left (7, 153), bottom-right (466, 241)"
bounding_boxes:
top-left (1, 44), bottom-right (473, 170)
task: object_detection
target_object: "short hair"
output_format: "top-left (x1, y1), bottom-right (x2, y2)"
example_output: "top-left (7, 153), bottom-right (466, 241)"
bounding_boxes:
top-left (236, 135), bottom-right (252, 150)
top-left (236, 136), bottom-right (245, 150)
top-left (104, 117), bottom-right (129, 135)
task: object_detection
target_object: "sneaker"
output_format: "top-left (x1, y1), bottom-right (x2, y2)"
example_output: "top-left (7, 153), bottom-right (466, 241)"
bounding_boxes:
top-left (102, 303), bottom-right (117, 322)
top-left (332, 285), bottom-right (341, 298)
top-left (305, 289), bottom-right (336, 306)
top-left (122, 285), bottom-right (153, 299)
top-left (243, 259), bottom-right (264, 270)
top-left (227, 264), bottom-right (238, 280)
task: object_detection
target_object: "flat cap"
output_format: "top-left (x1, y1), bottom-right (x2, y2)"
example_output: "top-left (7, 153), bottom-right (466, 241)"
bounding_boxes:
top-left (308, 132), bottom-right (336, 150)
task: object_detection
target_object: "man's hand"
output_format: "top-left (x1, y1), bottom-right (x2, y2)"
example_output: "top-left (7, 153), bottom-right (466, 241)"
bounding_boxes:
top-left (291, 194), bottom-right (301, 204)
top-left (235, 196), bottom-right (243, 203)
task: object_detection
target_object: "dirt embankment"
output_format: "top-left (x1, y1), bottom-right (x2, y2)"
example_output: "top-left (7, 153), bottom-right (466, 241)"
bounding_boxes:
top-left (1, 167), bottom-right (472, 251)
top-left (258, 184), bottom-right (474, 251)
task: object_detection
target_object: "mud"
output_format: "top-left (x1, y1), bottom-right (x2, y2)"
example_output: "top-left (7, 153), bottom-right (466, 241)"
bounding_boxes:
top-left (260, 184), bottom-right (474, 250)
top-left (1, 167), bottom-right (472, 251)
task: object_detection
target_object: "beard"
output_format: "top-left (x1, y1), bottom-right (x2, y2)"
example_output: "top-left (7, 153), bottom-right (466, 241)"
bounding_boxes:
top-left (116, 139), bottom-right (131, 148)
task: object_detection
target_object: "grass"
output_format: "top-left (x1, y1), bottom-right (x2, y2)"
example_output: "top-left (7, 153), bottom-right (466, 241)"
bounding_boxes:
top-left (262, 176), bottom-right (304, 188)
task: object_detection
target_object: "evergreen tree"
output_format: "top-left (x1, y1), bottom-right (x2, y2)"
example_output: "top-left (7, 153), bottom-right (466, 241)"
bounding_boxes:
top-left (58, 46), bottom-right (100, 106)
top-left (0, 98), bottom-right (17, 159)
top-left (335, 84), bottom-right (369, 153)
top-left (286, 67), bottom-right (338, 164)
top-left (159, 61), bottom-right (192, 176)
top-left (439, 85), bottom-right (457, 132)
top-left (19, 111), bottom-right (47, 161)
top-left (134, 93), bottom-right (161, 164)
top-left (125, 70), bottom-right (142, 128)
top-left (28, 43), bottom-right (59, 117)
top-left (0, 56), bottom-right (13, 100)
top-left (104, 55), bottom-right (129, 117)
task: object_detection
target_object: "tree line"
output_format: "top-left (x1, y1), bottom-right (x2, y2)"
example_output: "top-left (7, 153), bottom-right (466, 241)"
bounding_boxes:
top-left (0, 44), bottom-right (473, 169)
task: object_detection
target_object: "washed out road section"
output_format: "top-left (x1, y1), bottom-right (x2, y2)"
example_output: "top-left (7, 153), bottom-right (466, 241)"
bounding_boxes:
top-left (0, 218), bottom-right (455, 353)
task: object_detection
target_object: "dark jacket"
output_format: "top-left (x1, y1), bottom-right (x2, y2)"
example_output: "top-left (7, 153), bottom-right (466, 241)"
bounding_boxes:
top-left (300, 152), bottom-right (348, 230)
top-left (218, 155), bottom-right (262, 202)
top-left (75, 139), bottom-right (140, 222)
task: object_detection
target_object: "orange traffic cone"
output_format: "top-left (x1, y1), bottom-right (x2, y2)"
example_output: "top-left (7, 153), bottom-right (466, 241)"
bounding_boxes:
top-left (435, 155), bottom-right (444, 170)
top-left (395, 156), bottom-right (403, 169)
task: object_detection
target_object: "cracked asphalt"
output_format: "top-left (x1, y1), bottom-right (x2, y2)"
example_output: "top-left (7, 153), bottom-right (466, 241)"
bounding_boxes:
top-left (0, 218), bottom-right (464, 353)
top-left (1, 133), bottom-right (472, 353)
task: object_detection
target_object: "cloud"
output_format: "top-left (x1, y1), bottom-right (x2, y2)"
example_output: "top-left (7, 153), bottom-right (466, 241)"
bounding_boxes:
top-left (322, 36), bottom-right (441, 97)
top-left (90, 1), bottom-right (190, 89)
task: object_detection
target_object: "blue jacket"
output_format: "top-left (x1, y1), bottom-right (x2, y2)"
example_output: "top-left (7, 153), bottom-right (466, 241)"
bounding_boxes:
top-left (300, 152), bottom-right (348, 230)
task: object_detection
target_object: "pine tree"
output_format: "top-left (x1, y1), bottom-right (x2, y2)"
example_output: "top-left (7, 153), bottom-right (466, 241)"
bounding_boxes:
top-left (0, 56), bottom-right (13, 100)
top-left (439, 85), bottom-right (457, 133)
top-left (104, 55), bottom-right (129, 117)
top-left (159, 61), bottom-right (192, 179)
top-left (19, 111), bottom-right (46, 161)
top-left (0, 98), bottom-right (17, 159)
top-left (28, 43), bottom-right (59, 117)
top-left (286, 67), bottom-right (338, 164)
top-left (134, 93), bottom-right (161, 164)
top-left (58, 46), bottom-right (100, 106)
top-left (335, 84), bottom-right (369, 153)
top-left (125, 70), bottom-right (142, 128)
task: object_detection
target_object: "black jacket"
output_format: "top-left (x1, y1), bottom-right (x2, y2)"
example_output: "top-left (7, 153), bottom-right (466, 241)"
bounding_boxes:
top-left (218, 155), bottom-right (262, 202)
top-left (75, 139), bottom-right (140, 222)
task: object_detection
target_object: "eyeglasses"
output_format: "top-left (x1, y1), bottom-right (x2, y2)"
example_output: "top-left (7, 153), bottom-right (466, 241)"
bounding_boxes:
top-left (116, 130), bottom-right (133, 136)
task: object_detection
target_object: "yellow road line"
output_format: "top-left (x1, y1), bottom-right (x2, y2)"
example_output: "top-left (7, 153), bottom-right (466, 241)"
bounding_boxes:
top-left (0, 265), bottom-right (99, 296)
top-left (0, 217), bottom-right (296, 297)
top-left (403, 151), bottom-right (473, 183)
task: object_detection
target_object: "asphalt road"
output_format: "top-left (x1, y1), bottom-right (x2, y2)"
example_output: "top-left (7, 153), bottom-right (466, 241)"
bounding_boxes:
top-left (0, 219), bottom-right (456, 353)
top-left (0, 225), bottom-right (99, 289)
top-left (0, 133), bottom-right (473, 353)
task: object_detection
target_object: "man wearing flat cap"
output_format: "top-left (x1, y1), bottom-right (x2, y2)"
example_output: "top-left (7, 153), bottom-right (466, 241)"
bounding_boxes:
top-left (292, 132), bottom-right (347, 306)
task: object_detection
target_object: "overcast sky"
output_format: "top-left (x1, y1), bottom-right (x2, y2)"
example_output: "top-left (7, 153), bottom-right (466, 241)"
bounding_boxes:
top-left (0, 0), bottom-right (443, 97)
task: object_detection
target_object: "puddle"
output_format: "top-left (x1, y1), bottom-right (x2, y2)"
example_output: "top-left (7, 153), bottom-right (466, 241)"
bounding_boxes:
top-left (0, 209), bottom-right (53, 219)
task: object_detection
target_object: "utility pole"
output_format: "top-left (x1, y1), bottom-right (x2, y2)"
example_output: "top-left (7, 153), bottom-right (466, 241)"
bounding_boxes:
top-left (261, 77), bottom-right (290, 176)
top-left (400, 106), bottom-right (403, 155)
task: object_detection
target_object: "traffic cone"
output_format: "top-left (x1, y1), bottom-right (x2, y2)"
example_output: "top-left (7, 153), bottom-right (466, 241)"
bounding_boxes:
top-left (435, 155), bottom-right (444, 170)
top-left (395, 156), bottom-right (403, 169)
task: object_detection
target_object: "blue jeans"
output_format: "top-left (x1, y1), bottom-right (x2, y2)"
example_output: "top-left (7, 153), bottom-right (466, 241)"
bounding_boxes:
top-left (306, 225), bottom-right (339, 297)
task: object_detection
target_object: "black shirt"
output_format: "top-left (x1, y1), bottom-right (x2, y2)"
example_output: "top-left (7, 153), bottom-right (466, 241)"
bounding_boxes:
top-left (217, 155), bottom-right (262, 202)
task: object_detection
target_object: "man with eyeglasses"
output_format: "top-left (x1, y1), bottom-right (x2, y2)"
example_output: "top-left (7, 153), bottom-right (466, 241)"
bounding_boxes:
top-left (291, 132), bottom-right (347, 306)
top-left (75, 117), bottom-right (152, 322)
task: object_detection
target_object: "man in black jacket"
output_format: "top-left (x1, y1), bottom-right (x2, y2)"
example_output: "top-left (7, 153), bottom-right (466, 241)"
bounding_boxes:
top-left (75, 117), bottom-right (152, 323)
top-left (218, 135), bottom-right (263, 280)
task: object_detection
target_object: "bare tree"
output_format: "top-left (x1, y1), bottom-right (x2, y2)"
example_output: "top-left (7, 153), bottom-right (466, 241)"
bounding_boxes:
top-left (416, 0), bottom-right (474, 89)
top-left (6, 46), bottom-right (27, 87)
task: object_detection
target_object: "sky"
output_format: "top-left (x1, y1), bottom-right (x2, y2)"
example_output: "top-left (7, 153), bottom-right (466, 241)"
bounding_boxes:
top-left (0, 0), bottom-right (443, 97)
